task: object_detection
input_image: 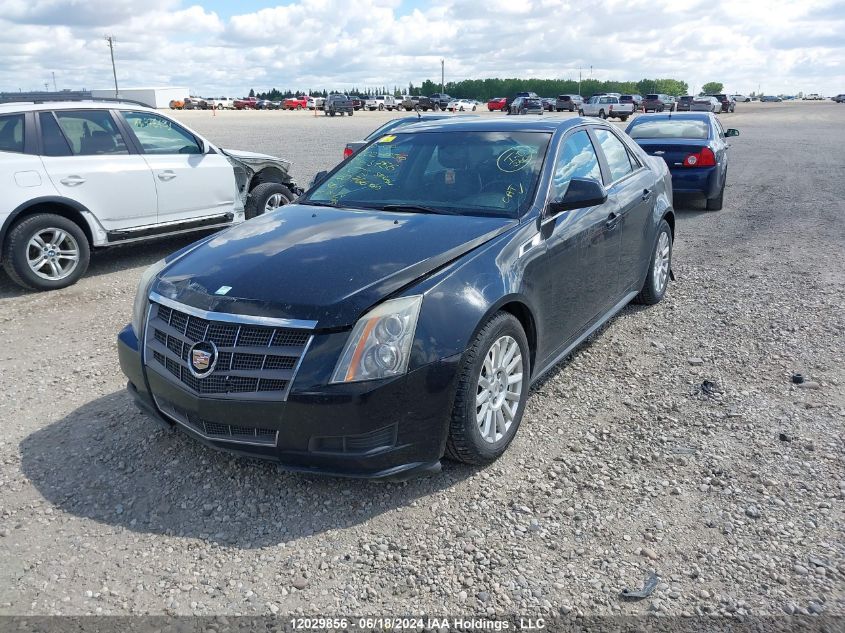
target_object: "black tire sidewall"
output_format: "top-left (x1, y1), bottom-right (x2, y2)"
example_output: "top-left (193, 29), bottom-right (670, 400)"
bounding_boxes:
top-left (643, 220), bottom-right (672, 301)
top-left (448, 313), bottom-right (530, 464)
top-left (245, 183), bottom-right (291, 220)
top-left (4, 214), bottom-right (90, 291)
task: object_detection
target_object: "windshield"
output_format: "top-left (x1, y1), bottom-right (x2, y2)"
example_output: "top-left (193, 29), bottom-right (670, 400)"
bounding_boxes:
top-left (628, 119), bottom-right (710, 140)
top-left (304, 131), bottom-right (552, 219)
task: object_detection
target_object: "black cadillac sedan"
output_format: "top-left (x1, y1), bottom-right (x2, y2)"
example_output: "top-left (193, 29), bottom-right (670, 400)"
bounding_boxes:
top-left (118, 118), bottom-right (675, 478)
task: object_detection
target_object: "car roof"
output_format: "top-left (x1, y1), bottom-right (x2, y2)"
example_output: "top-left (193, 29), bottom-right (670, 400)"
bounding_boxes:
top-left (628, 112), bottom-right (713, 124)
top-left (389, 117), bottom-right (596, 134)
top-left (0, 100), bottom-right (156, 113)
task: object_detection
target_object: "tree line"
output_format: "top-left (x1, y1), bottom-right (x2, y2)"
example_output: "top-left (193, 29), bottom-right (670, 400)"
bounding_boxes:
top-left (248, 77), bottom-right (696, 101)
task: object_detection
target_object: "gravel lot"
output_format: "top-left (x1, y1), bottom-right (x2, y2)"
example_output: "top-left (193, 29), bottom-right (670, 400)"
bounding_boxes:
top-left (0, 102), bottom-right (843, 619)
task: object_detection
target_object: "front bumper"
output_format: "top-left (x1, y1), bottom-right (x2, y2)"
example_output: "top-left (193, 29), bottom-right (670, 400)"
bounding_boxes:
top-left (118, 325), bottom-right (461, 479)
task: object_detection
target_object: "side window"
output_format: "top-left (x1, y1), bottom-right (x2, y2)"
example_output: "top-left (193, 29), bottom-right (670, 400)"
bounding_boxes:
top-left (594, 128), bottom-right (633, 182)
top-left (39, 112), bottom-right (72, 157)
top-left (713, 117), bottom-right (725, 137)
top-left (552, 130), bottom-right (601, 200)
top-left (0, 114), bottom-right (25, 153)
top-left (121, 111), bottom-right (202, 154)
top-left (54, 110), bottom-right (128, 156)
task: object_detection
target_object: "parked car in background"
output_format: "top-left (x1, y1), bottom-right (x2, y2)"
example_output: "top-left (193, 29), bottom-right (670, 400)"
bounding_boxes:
top-left (324, 94), bottom-right (354, 116)
top-left (541, 98), bottom-right (557, 112)
top-left (833, 94), bottom-right (845, 103)
top-left (505, 91), bottom-right (539, 110)
top-left (803, 93), bottom-right (822, 100)
top-left (448, 99), bottom-right (478, 112)
top-left (676, 96), bottom-right (694, 112)
top-left (508, 96), bottom-right (544, 115)
top-left (691, 96), bottom-right (721, 112)
top-left (708, 94), bottom-right (736, 113)
top-left (580, 95), bottom-right (634, 121)
top-left (365, 95), bottom-right (397, 111)
top-left (256, 99), bottom-right (279, 110)
top-left (760, 95), bottom-right (782, 102)
top-left (642, 94), bottom-right (675, 113)
top-left (730, 94), bottom-right (750, 103)
top-left (349, 96), bottom-right (365, 110)
top-left (626, 112), bottom-right (737, 211)
top-left (307, 96), bottom-right (326, 110)
top-left (207, 97), bottom-right (235, 110)
top-left (234, 97), bottom-right (258, 110)
top-left (487, 97), bottom-right (507, 111)
top-left (183, 97), bottom-right (209, 110)
top-left (406, 96), bottom-right (436, 111)
top-left (283, 96), bottom-right (308, 110)
top-left (428, 93), bottom-right (453, 110)
top-left (341, 114), bottom-right (458, 159)
top-left (0, 100), bottom-right (299, 290)
top-left (118, 116), bottom-right (675, 477)
top-left (619, 94), bottom-right (642, 111)
top-left (555, 94), bottom-right (583, 112)
top-left (169, 99), bottom-right (185, 110)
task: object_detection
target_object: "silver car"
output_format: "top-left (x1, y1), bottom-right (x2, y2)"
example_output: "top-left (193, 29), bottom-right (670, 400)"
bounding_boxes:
top-left (691, 96), bottom-right (720, 112)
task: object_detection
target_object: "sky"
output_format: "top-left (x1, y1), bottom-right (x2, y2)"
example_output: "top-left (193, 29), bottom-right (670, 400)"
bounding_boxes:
top-left (1, 0), bottom-right (843, 97)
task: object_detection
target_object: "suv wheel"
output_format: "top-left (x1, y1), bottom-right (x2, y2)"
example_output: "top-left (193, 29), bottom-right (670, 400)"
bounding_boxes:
top-left (245, 183), bottom-right (294, 220)
top-left (3, 213), bottom-right (90, 291)
top-left (445, 312), bottom-right (530, 465)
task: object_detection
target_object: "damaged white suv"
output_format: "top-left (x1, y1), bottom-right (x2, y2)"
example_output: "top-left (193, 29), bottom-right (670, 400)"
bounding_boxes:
top-left (0, 100), bottom-right (299, 290)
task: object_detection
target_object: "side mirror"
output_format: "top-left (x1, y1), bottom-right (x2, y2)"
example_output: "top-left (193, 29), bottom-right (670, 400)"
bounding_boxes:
top-left (310, 170), bottom-right (329, 189)
top-left (547, 178), bottom-right (608, 215)
top-left (724, 128), bottom-right (740, 137)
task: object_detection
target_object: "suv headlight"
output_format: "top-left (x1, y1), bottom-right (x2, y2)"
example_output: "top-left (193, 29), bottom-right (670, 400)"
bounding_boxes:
top-left (331, 296), bottom-right (423, 384)
top-left (131, 259), bottom-right (167, 337)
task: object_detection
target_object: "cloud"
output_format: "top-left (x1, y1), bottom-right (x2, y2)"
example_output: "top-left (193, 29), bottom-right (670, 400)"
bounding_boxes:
top-left (0, 0), bottom-right (842, 96)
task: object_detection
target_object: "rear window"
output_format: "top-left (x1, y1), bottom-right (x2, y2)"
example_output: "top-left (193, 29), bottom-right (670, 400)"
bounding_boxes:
top-left (557, 95), bottom-right (571, 101)
top-left (0, 113), bottom-right (25, 153)
top-left (620, 96), bottom-right (634, 102)
top-left (628, 119), bottom-right (710, 140)
top-left (679, 96), bottom-right (693, 102)
top-left (645, 94), bottom-right (659, 100)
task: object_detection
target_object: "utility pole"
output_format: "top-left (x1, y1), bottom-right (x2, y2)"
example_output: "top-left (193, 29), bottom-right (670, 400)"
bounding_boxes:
top-left (105, 35), bottom-right (119, 98)
top-left (44, 82), bottom-right (49, 92)
top-left (440, 59), bottom-right (445, 93)
top-left (52, 71), bottom-right (57, 91)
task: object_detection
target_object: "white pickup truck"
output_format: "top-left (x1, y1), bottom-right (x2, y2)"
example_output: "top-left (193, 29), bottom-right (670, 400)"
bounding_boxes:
top-left (365, 95), bottom-right (397, 111)
top-left (206, 97), bottom-right (235, 110)
top-left (579, 95), bottom-right (635, 121)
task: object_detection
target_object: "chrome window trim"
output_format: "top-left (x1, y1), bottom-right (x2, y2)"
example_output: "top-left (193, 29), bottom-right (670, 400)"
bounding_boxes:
top-left (539, 124), bottom-right (602, 226)
top-left (149, 291), bottom-right (318, 329)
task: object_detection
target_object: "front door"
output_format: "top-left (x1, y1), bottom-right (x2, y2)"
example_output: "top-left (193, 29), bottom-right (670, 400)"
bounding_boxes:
top-left (39, 110), bottom-right (158, 231)
top-left (118, 111), bottom-right (236, 224)
top-left (535, 129), bottom-right (622, 359)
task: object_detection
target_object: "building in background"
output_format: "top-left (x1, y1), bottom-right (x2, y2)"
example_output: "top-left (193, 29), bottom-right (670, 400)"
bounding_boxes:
top-left (0, 90), bottom-right (91, 103)
top-left (90, 86), bottom-right (188, 108)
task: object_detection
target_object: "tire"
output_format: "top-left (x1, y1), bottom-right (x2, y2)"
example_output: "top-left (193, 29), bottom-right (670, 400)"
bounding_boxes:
top-left (245, 182), bottom-right (293, 220)
top-left (472, 106), bottom-right (477, 111)
top-left (619, 116), bottom-right (628, 122)
top-left (216, 104), bottom-right (223, 110)
top-left (706, 178), bottom-right (725, 211)
top-left (378, 104), bottom-right (384, 111)
top-left (349, 110), bottom-right (353, 116)
top-left (296, 105), bottom-right (302, 110)
top-left (2, 213), bottom-right (90, 291)
top-left (578, 109), bottom-right (584, 116)
top-left (599, 110), bottom-right (606, 119)
top-left (633, 219), bottom-right (672, 305)
top-left (444, 312), bottom-right (530, 465)
top-left (330, 110), bottom-right (336, 117)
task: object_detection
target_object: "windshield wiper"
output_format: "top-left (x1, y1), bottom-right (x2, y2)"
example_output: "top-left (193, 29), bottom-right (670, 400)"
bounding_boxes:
top-left (378, 204), bottom-right (458, 216)
top-left (297, 199), bottom-right (341, 207)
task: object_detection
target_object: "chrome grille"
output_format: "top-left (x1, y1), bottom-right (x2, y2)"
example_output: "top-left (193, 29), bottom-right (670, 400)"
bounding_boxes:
top-left (144, 297), bottom-right (313, 400)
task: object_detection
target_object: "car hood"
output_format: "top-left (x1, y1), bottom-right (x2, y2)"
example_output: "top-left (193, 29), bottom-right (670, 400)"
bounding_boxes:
top-left (221, 148), bottom-right (291, 170)
top-left (152, 204), bottom-right (515, 329)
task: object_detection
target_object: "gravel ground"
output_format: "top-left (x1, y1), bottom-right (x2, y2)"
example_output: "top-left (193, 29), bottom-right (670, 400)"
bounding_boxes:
top-left (0, 102), bottom-right (843, 619)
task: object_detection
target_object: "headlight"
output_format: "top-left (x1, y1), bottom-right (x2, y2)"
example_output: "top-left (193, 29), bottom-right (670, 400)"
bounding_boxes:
top-left (331, 295), bottom-right (423, 384)
top-left (131, 258), bottom-right (167, 337)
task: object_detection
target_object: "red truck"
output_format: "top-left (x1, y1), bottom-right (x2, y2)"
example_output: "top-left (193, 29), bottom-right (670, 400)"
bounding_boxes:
top-left (284, 96), bottom-right (309, 110)
top-left (233, 97), bottom-right (258, 110)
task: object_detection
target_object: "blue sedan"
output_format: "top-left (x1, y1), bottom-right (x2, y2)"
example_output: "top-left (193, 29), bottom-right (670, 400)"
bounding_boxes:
top-left (625, 112), bottom-right (738, 210)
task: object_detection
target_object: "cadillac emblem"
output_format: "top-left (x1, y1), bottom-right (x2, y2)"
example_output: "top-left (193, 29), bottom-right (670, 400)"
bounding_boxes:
top-left (188, 340), bottom-right (218, 378)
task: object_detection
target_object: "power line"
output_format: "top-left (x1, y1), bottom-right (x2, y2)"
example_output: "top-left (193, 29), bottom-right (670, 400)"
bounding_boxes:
top-left (105, 35), bottom-right (119, 97)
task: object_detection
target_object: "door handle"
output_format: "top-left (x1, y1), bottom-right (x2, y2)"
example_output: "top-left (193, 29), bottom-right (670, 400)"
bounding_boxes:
top-left (605, 212), bottom-right (621, 229)
top-left (157, 170), bottom-right (177, 181)
top-left (60, 176), bottom-right (85, 186)
top-left (641, 189), bottom-right (652, 201)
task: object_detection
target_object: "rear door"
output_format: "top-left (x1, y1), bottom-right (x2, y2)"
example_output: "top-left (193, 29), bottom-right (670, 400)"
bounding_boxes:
top-left (118, 110), bottom-right (236, 224)
top-left (39, 109), bottom-right (159, 231)
top-left (592, 127), bottom-right (654, 295)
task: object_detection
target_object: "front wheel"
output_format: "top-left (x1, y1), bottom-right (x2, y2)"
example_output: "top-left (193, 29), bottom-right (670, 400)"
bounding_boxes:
top-left (445, 312), bottom-right (530, 465)
top-left (2, 213), bottom-right (90, 291)
top-left (245, 182), bottom-right (294, 220)
top-left (378, 104), bottom-right (384, 111)
top-left (599, 110), bottom-right (606, 119)
top-left (633, 219), bottom-right (672, 305)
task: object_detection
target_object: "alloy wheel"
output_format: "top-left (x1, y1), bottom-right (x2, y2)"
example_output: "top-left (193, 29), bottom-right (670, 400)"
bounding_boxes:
top-left (653, 231), bottom-right (671, 292)
top-left (27, 228), bottom-right (80, 281)
top-left (476, 335), bottom-right (523, 444)
top-left (264, 193), bottom-right (286, 213)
